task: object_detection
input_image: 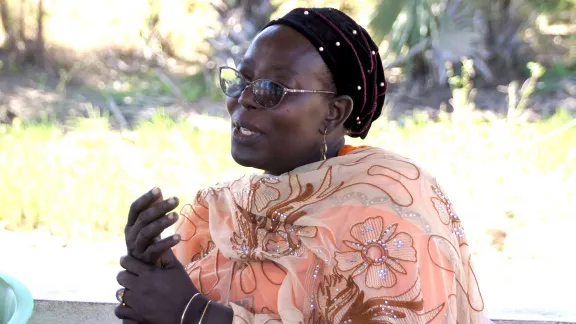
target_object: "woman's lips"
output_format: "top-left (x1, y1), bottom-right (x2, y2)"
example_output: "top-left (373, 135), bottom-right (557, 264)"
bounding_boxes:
top-left (238, 126), bottom-right (257, 136)
top-left (231, 125), bottom-right (264, 143)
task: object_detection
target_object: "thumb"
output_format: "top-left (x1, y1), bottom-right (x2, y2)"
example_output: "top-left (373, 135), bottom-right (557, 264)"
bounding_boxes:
top-left (160, 247), bottom-right (180, 268)
top-left (145, 234), bottom-right (181, 267)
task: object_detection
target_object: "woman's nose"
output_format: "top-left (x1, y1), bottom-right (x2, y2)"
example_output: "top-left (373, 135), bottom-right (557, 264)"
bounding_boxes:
top-left (237, 85), bottom-right (259, 110)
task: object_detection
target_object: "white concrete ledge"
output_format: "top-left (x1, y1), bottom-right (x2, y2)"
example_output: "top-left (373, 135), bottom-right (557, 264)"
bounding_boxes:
top-left (30, 300), bottom-right (120, 324)
top-left (28, 300), bottom-right (575, 324)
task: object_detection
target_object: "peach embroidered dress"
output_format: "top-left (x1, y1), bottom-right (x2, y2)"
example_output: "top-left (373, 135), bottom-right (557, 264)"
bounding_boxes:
top-left (173, 146), bottom-right (486, 323)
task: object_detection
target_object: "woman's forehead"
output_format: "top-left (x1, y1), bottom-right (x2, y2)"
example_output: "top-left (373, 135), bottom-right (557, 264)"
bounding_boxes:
top-left (239, 57), bottom-right (300, 76)
top-left (239, 26), bottom-right (324, 76)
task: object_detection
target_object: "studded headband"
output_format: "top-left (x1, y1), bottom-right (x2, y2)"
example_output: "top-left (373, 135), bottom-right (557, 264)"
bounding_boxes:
top-left (265, 7), bottom-right (387, 139)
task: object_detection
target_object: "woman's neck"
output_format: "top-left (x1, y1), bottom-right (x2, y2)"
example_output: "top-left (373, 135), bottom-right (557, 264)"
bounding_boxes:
top-left (264, 138), bottom-right (345, 176)
top-left (326, 137), bottom-right (346, 159)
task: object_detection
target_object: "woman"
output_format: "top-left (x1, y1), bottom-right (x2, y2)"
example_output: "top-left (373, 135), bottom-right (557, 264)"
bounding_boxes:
top-left (115, 7), bottom-right (487, 324)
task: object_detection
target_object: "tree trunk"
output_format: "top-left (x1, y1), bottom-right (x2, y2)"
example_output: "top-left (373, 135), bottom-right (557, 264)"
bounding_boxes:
top-left (34, 0), bottom-right (45, 67)
top-left (0, 0), bottom-right (46, 66)
top-left (0, 0), bottom-right (15, 49)
top-left (18, 0), bottom-right (24, 42)
top-left (483, 0), bottom-right (528, 81)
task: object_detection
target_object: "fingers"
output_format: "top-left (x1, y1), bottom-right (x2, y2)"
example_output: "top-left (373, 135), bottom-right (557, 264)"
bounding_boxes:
top-left (119, 256), bottom-right (152, 276)
top-left (143, 234), bottom-right (181, 266)
top-left (134, 212), bottom-right (179, 254)
top-left (127, 187), bottom-right (162, 227)
top-left (115, 304), bottom-right (139, 321)
top-left (117, 270), bottom-right (138, 289)
top-left (132, 197), bottom-right (179, 236)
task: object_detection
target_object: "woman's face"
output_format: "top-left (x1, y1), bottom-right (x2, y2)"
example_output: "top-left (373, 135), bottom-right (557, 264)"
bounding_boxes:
top-left (226, 25), bottom-right (336, 175)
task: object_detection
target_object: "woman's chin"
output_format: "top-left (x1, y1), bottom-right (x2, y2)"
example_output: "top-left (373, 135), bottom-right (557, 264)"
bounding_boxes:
top-left (231, 148), bottom-right (266, 170)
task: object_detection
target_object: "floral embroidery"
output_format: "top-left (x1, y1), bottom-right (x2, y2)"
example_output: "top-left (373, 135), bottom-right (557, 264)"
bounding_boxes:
top-left (430, 182), bottom-right (466, 243)
top-left (191, 241), bottom-right (216, 262)
top-left (230, 170), bottom-right (339, 261)
top-left (230, 215), bottom-right (268, 261)
top-left (314, 272), bottom-right (444, 323)
top-left (252, 177), bottom-right (281, 212)
top-left (335, 216), bottom-right (417, 288)
top-left (265, 223), bottom-right (318, 257)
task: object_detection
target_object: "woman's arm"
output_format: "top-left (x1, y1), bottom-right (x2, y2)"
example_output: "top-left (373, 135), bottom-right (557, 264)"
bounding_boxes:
top-left (183, 295), bottom-right (234, 324)
top-left (116, 188), bottom-right (224, 324)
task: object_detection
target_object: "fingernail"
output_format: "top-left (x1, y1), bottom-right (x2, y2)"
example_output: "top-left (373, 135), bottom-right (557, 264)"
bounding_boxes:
top-left (173, 234), bottom-right (181, 241)
top-left (167, 212), bottom-right (176, 220)
top-left (152, 187), bottom-right (161, 195)
top-left (168, 197), bottom-right (177, 205)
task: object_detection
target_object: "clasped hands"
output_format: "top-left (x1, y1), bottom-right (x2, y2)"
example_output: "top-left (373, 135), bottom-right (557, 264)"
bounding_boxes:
top-left (115, 188), bottom-right (200, 324)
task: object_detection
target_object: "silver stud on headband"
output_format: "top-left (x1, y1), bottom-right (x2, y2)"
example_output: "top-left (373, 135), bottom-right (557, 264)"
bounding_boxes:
top-left (380, 82), bottom-right (385, 87)
top-left (352, 30), bottom-right (357, 35)
top-left (357, 86), bottom-right (362, 90)
top-left (319, 47), bottom-right (324, 52)
top-left (336, 42), bottom-right (340, 46)
top-left (356, 117), bottom-right (361, 125)
top-left (304, 10), bottom-right (309, 15)
top-left (372, 51), bottom-right (376, 55)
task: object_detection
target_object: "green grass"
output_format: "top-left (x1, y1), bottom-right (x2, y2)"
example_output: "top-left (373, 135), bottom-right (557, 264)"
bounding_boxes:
top-left (1, 110), bottom-right (575, 261)
top-left (0, 111), bottom-right (244, 241)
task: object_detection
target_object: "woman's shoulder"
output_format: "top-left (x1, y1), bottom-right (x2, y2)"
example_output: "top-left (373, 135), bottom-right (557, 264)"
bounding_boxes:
top-left (329, 146), bottom-right (452, 226)
top-left (343, 146), bottom-right (422, 167)
top-left (194, 146), bottom-right (446, 216)
top-left (337, 146), bottom-right (438, 189)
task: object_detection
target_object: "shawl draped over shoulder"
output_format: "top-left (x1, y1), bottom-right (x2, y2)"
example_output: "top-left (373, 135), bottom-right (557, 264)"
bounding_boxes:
top-left (172, 146), bottom-right (487, 323)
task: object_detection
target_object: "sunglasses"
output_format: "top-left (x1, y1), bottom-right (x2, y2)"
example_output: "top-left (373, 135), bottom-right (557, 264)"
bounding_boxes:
top-left (218, 67), bottom-right (336, 109)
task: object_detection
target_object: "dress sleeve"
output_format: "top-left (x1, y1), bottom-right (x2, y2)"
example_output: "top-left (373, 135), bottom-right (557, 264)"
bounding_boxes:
top-left (172, 190), bottom-right (214, 267)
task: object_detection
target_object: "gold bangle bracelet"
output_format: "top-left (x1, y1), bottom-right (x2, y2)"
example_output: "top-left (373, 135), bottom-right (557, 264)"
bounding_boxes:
top-left (180, 292), bottom-right (201, 324)
top-left (198, 300), bottom-right (212, 324)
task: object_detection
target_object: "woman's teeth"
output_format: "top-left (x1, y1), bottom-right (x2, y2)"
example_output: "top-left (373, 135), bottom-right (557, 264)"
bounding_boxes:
top-left (240, 127), bottom-right (255, 136)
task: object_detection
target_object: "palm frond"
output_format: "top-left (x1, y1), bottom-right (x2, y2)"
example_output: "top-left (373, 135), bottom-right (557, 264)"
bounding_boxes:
top-left (368, 0), bottom-right (407, 45)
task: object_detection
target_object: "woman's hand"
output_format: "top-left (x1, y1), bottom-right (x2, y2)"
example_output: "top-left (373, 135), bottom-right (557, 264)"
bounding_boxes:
top-left (115, 251), bottom-right (198, 324)
top-left (125, 187), bottom-right (180, 264)
top-left (117, 188), bottom-right (235, 324)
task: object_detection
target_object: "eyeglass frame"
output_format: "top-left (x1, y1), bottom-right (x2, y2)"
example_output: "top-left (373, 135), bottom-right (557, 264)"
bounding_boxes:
top-left (218, 66), bottom-right (336, 109)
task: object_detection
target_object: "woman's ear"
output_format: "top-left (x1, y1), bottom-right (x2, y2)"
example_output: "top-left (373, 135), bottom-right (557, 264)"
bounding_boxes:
top-left (325, 95), bottom-right (354, 132)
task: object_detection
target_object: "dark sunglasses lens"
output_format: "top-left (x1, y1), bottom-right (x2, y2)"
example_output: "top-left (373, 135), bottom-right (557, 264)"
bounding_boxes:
top-left (253, 80), bottom-right (285, 108)
top-left (220, 68), bottom-right (245, 97)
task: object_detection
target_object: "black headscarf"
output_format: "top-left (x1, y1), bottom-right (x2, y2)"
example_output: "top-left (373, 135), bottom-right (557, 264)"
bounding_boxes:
top-left (265, 7), bottom-right (387, 139)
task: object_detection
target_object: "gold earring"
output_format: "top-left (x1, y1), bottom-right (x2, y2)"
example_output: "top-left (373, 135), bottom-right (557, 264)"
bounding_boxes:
top-left (321, 128), bottom-right (328, 160)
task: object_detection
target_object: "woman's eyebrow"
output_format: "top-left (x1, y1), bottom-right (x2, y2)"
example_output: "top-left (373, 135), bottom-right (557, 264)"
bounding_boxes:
top-left (268, 65), bottom-right (300, 76)
top-left (239, 58), bottom-right (299, 76)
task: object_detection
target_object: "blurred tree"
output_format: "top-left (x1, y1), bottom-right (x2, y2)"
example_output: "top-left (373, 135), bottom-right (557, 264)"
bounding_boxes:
top-left (138, 0), bottom-right (178, 65)
top-left (370, 0), bottom-right (530, 86)
top-left (525, 0), bottom-right (576, 16)
top-left (202, 0), bottom-right (277, 72)
top-left (0, 0), bottom-right (45, 67)
top-left (0, 0), bottom-right (15, 49)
